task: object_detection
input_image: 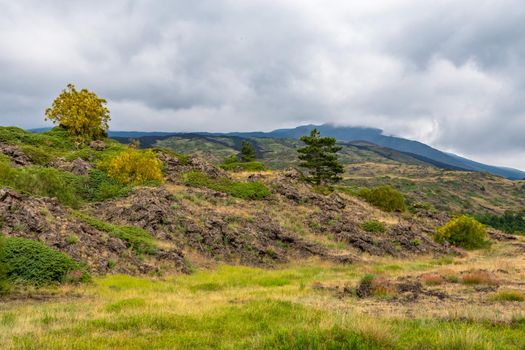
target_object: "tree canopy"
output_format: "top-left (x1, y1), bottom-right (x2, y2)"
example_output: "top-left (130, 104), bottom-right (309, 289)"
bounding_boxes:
top-left (240, 140), bottom-right (256, 162)
top-left (45, 84), bottom-right (110, 141)
top-left (297, 128), bottom-right (344, 185)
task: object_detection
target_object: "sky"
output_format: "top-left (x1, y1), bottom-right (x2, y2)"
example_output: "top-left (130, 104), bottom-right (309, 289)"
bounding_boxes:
top-left (1, 0), bottom-right (525, 169)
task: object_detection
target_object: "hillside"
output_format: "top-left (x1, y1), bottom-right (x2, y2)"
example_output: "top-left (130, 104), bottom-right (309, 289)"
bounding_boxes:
top-left (108, 124), bottom-right (525, 180)
top-left (1, 126), bottom-right (525, 349)
top-left (116, 133), bottom-right (525, 214)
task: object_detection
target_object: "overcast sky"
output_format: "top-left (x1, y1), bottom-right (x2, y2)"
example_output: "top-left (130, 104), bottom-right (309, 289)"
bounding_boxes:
top-left (1, 0), bottom-right (525, 169)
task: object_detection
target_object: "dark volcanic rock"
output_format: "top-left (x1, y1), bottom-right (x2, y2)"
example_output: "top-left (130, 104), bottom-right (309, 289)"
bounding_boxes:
top-left (0, 143), bottom-right (32, 166)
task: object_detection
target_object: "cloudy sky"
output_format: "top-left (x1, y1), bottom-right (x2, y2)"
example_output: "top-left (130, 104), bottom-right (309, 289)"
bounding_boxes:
top-left (1, 0), bottom-right (525, 169)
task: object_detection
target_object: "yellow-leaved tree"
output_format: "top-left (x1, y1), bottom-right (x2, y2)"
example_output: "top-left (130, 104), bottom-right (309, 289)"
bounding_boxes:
top-left (107, 149), bottom-right (163, 185)
top-left (45, 84), bottom-right (110, 141)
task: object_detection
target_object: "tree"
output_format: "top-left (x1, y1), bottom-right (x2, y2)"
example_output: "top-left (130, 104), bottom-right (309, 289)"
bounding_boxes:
top-left (45, 84), bottom-right (110, 141)
top-left (297, 128), bottom-right (344, 185)
top-left (240, 140), bottom-right (256, 162)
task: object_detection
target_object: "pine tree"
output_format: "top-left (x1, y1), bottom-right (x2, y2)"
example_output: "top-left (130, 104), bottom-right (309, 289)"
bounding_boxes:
top-left (240, 140), bottom-right (256, 162)
top-left (297, 128), bottom-right (344, 185)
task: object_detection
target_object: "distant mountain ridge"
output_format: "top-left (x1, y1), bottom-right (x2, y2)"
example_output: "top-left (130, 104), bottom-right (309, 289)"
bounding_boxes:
top-left (31, 124), bottom-right (525, 180)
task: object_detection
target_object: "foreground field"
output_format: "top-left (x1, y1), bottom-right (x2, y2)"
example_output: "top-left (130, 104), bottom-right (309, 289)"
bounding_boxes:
top-left (2, 240), bottom-right (525, 350)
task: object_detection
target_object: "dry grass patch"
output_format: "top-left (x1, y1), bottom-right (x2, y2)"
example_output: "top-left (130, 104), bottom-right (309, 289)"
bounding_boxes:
top-left (490, 289), bottom-right (525, 302)
top-left (420, 273), bottom-right (445, 286)
top-left (461, 270), bottom-right (499, 286)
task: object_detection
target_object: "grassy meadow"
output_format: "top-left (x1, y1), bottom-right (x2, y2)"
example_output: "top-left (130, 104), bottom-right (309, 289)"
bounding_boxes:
top-left (2, 246), bottom-right (525, 350)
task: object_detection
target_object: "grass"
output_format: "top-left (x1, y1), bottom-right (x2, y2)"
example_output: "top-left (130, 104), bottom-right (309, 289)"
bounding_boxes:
top-left (0, 264), bottom-right (524, 349)
top-left (490, 289), bottom-right (525, 302)
top-left (181, 170), bottom-right (271, 200)
top-left (73, 212), bottom-right (157, 255)
top-left (361, 220), bottom-right (386, 233)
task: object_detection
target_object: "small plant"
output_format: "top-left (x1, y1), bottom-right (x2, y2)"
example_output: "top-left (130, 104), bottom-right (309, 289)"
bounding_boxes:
top-left (434, 215), bottom-right (489, 249)
top-left (106, 149), bottom-right (163, 185)
top-left (490, 289), bottom-right (524, 302)
top-left (66, 234), bottom-right (79, 245)
top-left (420, 273), bottom-right (445, 286)
top-left (356, 274), bottom-right (396, 298)
top-left (461, 270), bottom-right (498, 286)
top-left (359, 186), bottom-right (405, 212)
top-left (107, 259), bottom-right (117, 269)
top-left (1, 237), bottom-right (89, 286)
top-left (361, 220), bottom-right (386, 233)
top-left (220, 161), bottom-right (266, 172)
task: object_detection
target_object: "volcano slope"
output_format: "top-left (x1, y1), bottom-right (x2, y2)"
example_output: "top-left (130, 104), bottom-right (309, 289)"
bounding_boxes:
top-left (0, 126), bottom-right (524, 349)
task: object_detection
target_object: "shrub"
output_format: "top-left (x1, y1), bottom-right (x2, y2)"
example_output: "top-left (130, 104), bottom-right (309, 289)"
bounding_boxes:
top-left (361, 220), bottom-right (386, 233)
top-left (220, 161), bottom-right (266, 172)
top-left (490, 289), bottom-right (524, 302)
top-left (476, 211), bottom-right (525, 235)
top-left (74, 212), bottom-right (156, 255)
top-left (359, 186), bottom-right (405, 212)
top-left (106, 149), bottom-right (163, 185)
top-left (0, 159), bottom-right (85, 207)
top-left (461, 270), bottom-right (498, 286)
top-left (181, 171), bottom-right (271, 200)
top-left (1, 237), bottom-right (89, 286)
top-left (420, 273), bottom-right (445, 286)
top-left (84, 169), bottom-right (131, 202)
top-left (434, 216), bottom-right (489, 249)
top-left (0, 235), bottom-right (10, 294)
top-left (356, 274), bottom-right (396, 298)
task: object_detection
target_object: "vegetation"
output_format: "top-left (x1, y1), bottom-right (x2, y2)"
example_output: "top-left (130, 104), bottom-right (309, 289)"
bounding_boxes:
top-left (84, 169), bottom-right (132, 202)
top-left (0, 236), bottom-right (88, 286)
top-left (359, 185), bottom-right (406, 212)
top-left (45, 84), bottom-right (110, 141)
top-left (220, 159), bottom-right (266, 172)
top-left (434, 216), bottom-right (489, 249)
top-left (0, 235), bottom-right (10, 294)
top-left (240, 140), bottom-right (256, 162)
top-left (181, 170), bottom-right (271, 200)
top-left (297, 129), bottom-right (344, 185)
top-left (105, 149), bottom-right (163, 185)
top-left (490, 289), bottom-right (524, 302)
top-left (0, 157), bottom-right (85, 207)
top-left (476, 211), bottom-right (525, 234)
top-left (74, 212), bottom-right (156, 255)
top-left (361, 220), bottom-right (386, 233)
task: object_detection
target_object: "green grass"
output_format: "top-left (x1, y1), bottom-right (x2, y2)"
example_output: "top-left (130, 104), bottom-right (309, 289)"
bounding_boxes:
top-left (220, 161), bottom-right (266, 172)
top-left (1, 265), bottom-right (524, 349)
top-left (73, 212), bottom-right (157, 255)
top-left (181, 170), bottom-right (271, 200)
top-left (361, 220), bottom-right (386, 233)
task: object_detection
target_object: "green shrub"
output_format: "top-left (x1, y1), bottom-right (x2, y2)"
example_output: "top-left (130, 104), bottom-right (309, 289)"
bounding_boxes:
top-left (220, 161), bottom-right (266, 172)
top-left (359, 186), bottom-right (405, 212)
top-left (476, 211), bottom-right (525, 235)
top-left (19, 144), bottom-right (54, 165)
top-left (74, 212), bottom-right (156, 255)
top-left (105, 149), bottom-right (163, 185)
top-left (0, 235), bottom-right (10, 294)
top-left (490, 289), bottom-right (524, 302)
top-left (181, 171), bottom-right (271, 200)
top-left (84, 169), bottom-right (131, 202)
top-left (1, 237), bottom-right (89, 286)
top-left (361, 220), bottom-right (386, 233)
top-left (0, 160), bottom-right (85, 207)
top-left (434, 215), bottom-right (489, 249)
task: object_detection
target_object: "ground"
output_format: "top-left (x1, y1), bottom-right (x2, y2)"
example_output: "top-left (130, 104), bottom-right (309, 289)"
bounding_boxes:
top-left (1, 237), bottom-right (524, 349)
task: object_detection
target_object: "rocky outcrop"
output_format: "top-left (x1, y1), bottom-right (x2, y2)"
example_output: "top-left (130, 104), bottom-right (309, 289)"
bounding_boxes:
top-left (50, 157), bottom-right (92, 175)
top-left (0, 143), bottom-right (32, 166)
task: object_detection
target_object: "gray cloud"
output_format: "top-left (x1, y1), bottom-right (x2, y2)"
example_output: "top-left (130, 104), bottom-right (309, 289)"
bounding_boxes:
top-left (0, 0), bottom-right (524, 169)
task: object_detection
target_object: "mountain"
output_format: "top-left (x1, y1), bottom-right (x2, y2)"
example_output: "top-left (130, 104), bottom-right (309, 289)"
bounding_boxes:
top-left (226, 124), bottom-right (525, 180)
top-left (32, 124), bottom-right (525, 179)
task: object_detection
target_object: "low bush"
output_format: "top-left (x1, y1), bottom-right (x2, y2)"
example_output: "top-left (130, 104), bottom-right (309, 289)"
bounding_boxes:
top-left (420, 273), bottom-right (445, 286)
top-left (0, 235), bottom-right (10, 294)
top-left (84, 169), bottom-right (131, 202)
top-left (361, 220), bottom-right (386, 233)
top-left (434, 215), bottom-right (489, 249)
top-left (106, 149), bottom-right (163, 185)
top-left (490, 289), bottom-right (524, 302)
top-left (220, 161), bottom-right (266, 172)
top-left (356, 274), bottom-right (397, 298)
top-left (476, 211), bottom-right (525, 235)
top-left (461, 270), bottom-right (498, 286)
top-left (0, 159), bottom-right (85, 207)
top-left (1, 237), bottom-right (89, 286)
top-left (181, 171), bottom-right (271, 200)
top-left (74, 212), bottom-right (156, 255)
top-left (359, 186), bottom-right (405, 212)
